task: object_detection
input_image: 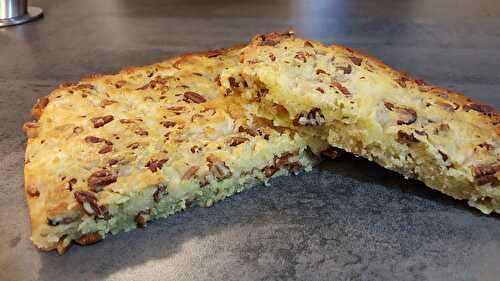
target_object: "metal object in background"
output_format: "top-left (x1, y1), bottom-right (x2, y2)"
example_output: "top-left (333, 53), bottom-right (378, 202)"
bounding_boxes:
top-left (0, 0), bottom-right (42, 27)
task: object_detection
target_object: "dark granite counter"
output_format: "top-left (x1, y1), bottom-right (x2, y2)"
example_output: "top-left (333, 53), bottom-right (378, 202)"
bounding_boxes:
top-left (1, 1), bottom-right (499, 280)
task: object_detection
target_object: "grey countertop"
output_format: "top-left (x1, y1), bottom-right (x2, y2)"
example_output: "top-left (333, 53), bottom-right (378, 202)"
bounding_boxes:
top-left (1, 1), bottom-right (500, 280)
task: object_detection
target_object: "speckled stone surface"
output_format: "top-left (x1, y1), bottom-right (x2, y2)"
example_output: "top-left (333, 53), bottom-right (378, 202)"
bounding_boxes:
top-left (1, 1), bottom-right (499, 280)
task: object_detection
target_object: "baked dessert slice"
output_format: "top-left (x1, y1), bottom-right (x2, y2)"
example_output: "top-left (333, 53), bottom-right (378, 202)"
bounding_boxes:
top-left (23, 47), bottom-right (328, 253)
top-left (220, 31), bottom-right (500, 214)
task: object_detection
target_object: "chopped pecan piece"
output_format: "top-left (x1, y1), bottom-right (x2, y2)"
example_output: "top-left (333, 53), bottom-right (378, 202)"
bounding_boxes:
top-left (100, 99), bottom-right (117, 107)
top-left (395, 76), bottom-right (410, 88)
top-left (98, 145), bottom-right (113, 154)
top-left (315, 87), bottom-right (325, 94)
top-left (206, 48), bottom-right (225, 58)
top-left (119, 119), bottom-right (135, 124)
top-left (114, 80), bottom-right (127, 88)
top-left (75, 232), bottom-right (103, 245)
top-left (330, 82), bottom-right (351, 96)
top-left (228, 77), bottom-right (239, 88)
top-left (91, 115), bottom-right (114, 128)
top-left (337, 64), bottom-right (352, 74)
top-left (316, 69), bottom-right (329, 75)
top-left (288, 163), bottom-right (303, 175)
top-left (135, 128), bottom-right (149, 136)
top-left (47, 216), bottom-right (77, 226)
top-left (145, 158), bottom-right (168, 172)
top-left (227, 136), bottom-right (249, 146)
top-left (304, 41), bottom-right (314, 48)
top-left (269, 53), bottom-right (276, 61)
top-left (438, 150), bottom-right (449, 162)
top-left (437, 101), bottom-right (459, 112)
top-left (473, 164), bottom-right (500, 185)
top-left (127, 142), bottom-right (141, 149)
top-left (396, 108), bottom-right (417, 125)
top-left (207, 155), bottom-right (232, 181)
top-left (75, 84), bottom-right (95, 91)
top-left (478, 143), bottom-right (494, 150)
top-left (32, 96), bottom-right (49, 119)
top-left (135, 210), bottom-right (151, 227)
top-left (463, 103), bottom-right (496, 116)
top-left (321, 147), bottom-right (342, 159)
top-left (293, 108), bottom-right (325, 126)
top-left (294, 52), bottom-right (307, 63)
top-left (26, 185), bottom-right (40, 197)
top-left (349, 56), bottom-right (362, 66)
top-left (397, 131), bottom-right (418, 144)
top-left (74, 191), bottom-right (103, 216)
top-left (161, 120), bottom-right (176, 128)
top-left (262, 165), bottom-right (278, 178)
top-left (85, 136), bottom-right (112, 145)
top-left (88, 170), bottom-right (117, 192)
top-left (153, 184), bottom-right (167, 203)
top-left (184, 91), bottom-right (206, 103)
top-left (181, 165), bottom-right (200, 180)
top-left (238, 125), bottom-right (258, 137)
top-left (73, 126), bottom-right (83, 134)
top-left (384, 102), bottom-right (417, 125)
top-left (275, 153), bottom-right (291, 168)
top-left (136, 76), bottom-right (170, 90)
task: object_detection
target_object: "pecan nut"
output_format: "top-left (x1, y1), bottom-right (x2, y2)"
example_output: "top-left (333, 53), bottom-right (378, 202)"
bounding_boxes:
top-left (91, 115), bottom-right (114, 128)
top-left (88, 170), bottom-right (117, 192)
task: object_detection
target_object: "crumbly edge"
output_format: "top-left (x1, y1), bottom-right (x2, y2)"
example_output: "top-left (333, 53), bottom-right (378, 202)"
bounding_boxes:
top-left (31, 146), bottom-right (317, 253)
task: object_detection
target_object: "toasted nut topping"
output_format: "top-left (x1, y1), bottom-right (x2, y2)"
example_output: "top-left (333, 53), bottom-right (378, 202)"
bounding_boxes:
top-left (161, 121), bottom-right (176, 128)
top-left (26, 185), bottom-right (40, 197)
top-left (91, 115), bottom-right (114, 128)
top-left (438, 150), bottom-right (449, 162)
top-left (397, 131), bottom-right (418, 144)
top-left (269, 53), bottom-right (276, 61)
top-left (98, 145), bottom-right (113, 154)
top-left (315, 87), bottom-right (325, 94)
top-left (136, 76), bottom-right (170, 90)
top-left (85, 136), bottom-right (112, 145)
top-left (100, 99), bottom-right (117, 107)
top-left (337, 65), bottom-right (352, 74)
top-left (207, 155), bottom-right (232, 181)
top-left (181, 166), bottom-right (200, 180)
top-left (478, 143), bottom-right (494, 150)
top-left (127, 142), bottom-right (141, 149)
top-left (32, 96), bottom-right (49, 119)
top-left (473, 164), bottom-right (500, 182)
top-left (206, 48), bottom-right (225, 58)
top-left (88, 170), bottom-right (117, 192)
top-left (238, 125), bottom-right (258, 137)
top-left (288, 162), bottom-right (303, 175)
top-left (146, 158), bottom-right (168, 172)
top-left (153, 184), bottom-right (167, 203)
top-left (294, 52), bottom-right (307, 63)
top-left (396, 108), bottom-right (417, 125)
top-left (437, 101), bottom-right (459, 112)
top-left (384, 102), bottom-right (417, 125)
top-left (349, 56), bottom-right (363, 66)
top-left (184, 91), bottom-right (206, 103)
top-left (119, 119), bottom-right (135, 124)
top-left (316, 69), bottom-right (329, 75)
top-left (275, 153), bottom-right (291, 168)
top-left (228, 77), bottom-right (239, 88)
top-left (293, 108), bottom-right (325, 126)
top-left (321, 147), bottom-right (342, 159)
top-left (330, 82), bottom-right (351, 96)
top-left (395, 76), bottom-right (410, 88)
top-left (75, 232), bottom-right (103, 246)
top-left (262, 165), bottom-right (278, 178)
top-left (463, 103), bottom-right (496, 116)
top-left (75, 84), bottom-right (95, 91)
top-left (74, 191), bottom-right (103, 216)
top-left (114, 80), bottom-right (127, 88)
top-left (304, 41), bottom-right (314, 48)
top-left (135, 128), bottom-right (149, 136)
top-left (73, 126), bottom-right (83, 134)
top-left (226, 136), bottom-right (249, 146)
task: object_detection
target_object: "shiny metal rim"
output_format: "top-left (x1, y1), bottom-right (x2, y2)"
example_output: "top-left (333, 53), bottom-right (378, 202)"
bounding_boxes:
top-left (0, 6), bottom-right (43, 27)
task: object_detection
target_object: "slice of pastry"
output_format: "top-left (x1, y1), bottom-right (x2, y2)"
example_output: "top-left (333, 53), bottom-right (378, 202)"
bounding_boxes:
top-left (23, 47), bottom-right (329, 253)
top-left (220, 31), bottom-right (500, 214)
